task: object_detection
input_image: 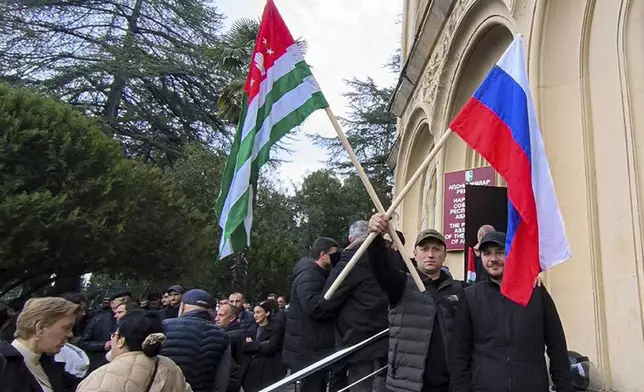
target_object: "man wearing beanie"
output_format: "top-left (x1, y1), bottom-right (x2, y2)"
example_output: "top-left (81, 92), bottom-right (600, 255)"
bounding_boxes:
top-left (162, 289), bottom-right (231, 392)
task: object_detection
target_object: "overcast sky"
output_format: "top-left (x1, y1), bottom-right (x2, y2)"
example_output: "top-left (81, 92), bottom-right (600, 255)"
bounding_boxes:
top-left (216, 0), bottom-right (402, 191)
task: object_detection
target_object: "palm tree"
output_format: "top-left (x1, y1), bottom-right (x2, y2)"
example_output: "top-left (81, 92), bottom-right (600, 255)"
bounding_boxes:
top-left (213, 18), bottom-right (308, 125)
top-left (211, 18), bottom-right (260, 124)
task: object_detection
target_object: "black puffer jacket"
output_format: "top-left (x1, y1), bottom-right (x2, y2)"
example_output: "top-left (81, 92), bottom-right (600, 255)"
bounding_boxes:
top-left (449, 280), bottom-right (574, 392)
top-left (78, 310), bottom-right (115, 372)
top-left (324, 240), bottom-right (389, 363)
top-left (161, 309), bottom-right (230, 392)
top-left (282, 257), bottom-right (335, 369)
top-left (0, 341), bottom-right (79, 392)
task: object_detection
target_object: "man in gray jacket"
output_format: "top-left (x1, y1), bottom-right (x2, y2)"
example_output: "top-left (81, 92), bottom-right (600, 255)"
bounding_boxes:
top-left (368, 213), bottom-right (464, 392)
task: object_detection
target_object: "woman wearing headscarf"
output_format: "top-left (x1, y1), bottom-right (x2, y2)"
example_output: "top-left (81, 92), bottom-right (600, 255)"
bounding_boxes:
top-left (241, 301), bottom-right (286, 392)
top-left (0, 297), bottom-right (82, 392)
top-left (77, 310), bottom-right (191, 392)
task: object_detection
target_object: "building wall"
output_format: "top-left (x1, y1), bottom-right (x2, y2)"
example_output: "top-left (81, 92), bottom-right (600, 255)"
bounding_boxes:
top-left (393, 0), bottom-right (644, 390)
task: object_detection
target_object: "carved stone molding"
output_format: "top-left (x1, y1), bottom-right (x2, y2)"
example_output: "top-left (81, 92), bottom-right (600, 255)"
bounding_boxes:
top-left (418, 0), bottom-right (476, 132)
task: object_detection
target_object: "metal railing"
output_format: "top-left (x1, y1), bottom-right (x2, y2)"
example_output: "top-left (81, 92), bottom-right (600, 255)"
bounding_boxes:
top-left (259, 328), bottom-right (389, 392)
top-left (336, 365), bottom-right (387, 392)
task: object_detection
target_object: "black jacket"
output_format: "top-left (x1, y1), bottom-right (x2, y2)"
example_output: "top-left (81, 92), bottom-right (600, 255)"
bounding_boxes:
top-left (449, 280), bottom-right (574, 392)
top-left (78, 310), bottom-right (115, 372)
top-left (282, 257), bottom-right (335, 369)
top-left (0, 341), bottom-right (79, 392)
top-left (162, 309), bottom-right (230, 392)
top-left (241, 319), bottom-right (286, 392)
top-left (324, 240), bottom-right (389, 363)
top-left (157, 305), bottom-right (179, 321)
top-left (235, 310), bottom-right (255, 332)
top-left (224, 322), bottom-right (246, 392)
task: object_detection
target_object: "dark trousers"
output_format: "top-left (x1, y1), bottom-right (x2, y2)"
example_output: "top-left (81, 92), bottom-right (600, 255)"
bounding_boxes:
top-left (296, 369), bottom-right (328, 392)
top-left (347, 358), bottom-right (387, 392)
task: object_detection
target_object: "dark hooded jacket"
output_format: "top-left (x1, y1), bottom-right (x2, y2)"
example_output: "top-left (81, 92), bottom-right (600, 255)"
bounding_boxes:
top-left (281, 257), bottom-right (335, 369)
top-left (323, 239), bottom-right (389, 363)
top-left (78, 310), bottom-right (116, 372)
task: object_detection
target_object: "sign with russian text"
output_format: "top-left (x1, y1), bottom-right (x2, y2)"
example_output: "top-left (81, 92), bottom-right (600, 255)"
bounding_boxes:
top-left (443, 167), bottom-right (496, 250)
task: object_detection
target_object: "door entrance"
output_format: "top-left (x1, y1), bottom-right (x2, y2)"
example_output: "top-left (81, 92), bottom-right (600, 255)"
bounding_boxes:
top-left (463, 185), bottom-right (507, 280)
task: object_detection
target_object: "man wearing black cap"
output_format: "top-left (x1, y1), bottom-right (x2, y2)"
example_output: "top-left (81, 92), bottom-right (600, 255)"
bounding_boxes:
top-left (449, 231), bottom-right (573, 392)
top-left (79, 290), bottom-right (131, 371)
top-left (157, 285), bottom-right (183, 320)
top-left (368, 213), bottom-right (464, 392)
top-left (162, 289), bottom-right (231, 392)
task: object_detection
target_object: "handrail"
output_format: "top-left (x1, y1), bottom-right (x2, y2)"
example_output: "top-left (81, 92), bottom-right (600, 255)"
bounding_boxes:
top-left (337, 365), bottom-right (387, 392)
top-left (258, 328), bottom-right (389, 392)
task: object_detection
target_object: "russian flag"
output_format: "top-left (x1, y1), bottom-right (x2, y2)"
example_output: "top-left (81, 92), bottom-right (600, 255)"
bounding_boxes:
top-left (466, 247), bottom-right (476, 285)
top-left (450, 35), bottom-right (571, 306)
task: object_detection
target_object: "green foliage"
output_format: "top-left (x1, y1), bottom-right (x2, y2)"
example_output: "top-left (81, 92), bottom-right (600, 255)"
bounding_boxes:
top-left (293, 170), bottom-right (378, 248)
top-left (312, 77), bottom-right (397, 202)
top-left (0, 84), bottom-right (199, 296)
top-left (245, 179), bottom-right (300, 300)
top-left (0, 0), bottom-right (230, 164)
top-left (166, 144), bottom-right (301, 301)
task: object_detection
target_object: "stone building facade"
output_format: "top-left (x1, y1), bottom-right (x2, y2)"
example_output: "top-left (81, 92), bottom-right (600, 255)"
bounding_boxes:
top-left (389, 0), bottom-right (644, 390)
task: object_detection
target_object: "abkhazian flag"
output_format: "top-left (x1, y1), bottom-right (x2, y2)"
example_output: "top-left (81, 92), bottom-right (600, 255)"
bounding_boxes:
top-left (450, 35), bottom-right (571, 306)
top-left (214, 0), bottom-right (328, 259)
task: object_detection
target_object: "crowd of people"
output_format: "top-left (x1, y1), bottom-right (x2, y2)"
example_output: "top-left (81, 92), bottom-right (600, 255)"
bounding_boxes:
top-left (0, 213), bottom-right (579, 392)
top-left (0, 284), bottom-right (290, 392)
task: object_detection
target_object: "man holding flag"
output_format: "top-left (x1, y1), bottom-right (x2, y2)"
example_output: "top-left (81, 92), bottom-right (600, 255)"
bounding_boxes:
top-left (447, 35), bottom-right (573, 392)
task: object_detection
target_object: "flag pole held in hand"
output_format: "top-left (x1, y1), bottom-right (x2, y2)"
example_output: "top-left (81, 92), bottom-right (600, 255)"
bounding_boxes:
top-left (324, 129), bottom-right (453, 300)
top-left (324, 107), bottom-right (425, 293)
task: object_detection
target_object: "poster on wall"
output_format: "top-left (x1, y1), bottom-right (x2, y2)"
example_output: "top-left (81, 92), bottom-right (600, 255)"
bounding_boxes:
top-left (443, 167), bottom-right (497, 251)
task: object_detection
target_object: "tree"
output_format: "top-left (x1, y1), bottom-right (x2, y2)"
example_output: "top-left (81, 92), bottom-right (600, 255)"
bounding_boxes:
top-left (0, 83), bottom-right (201, 298)
top-left (0, 0), bottom-right (229, 164)
top-left (212, 18), bottom-right (308, 126)
top-left (244, 178), bottom-right (300, 300)
top-left (293, 170), bottom-right (378, 249)
top-left (166, 144), bottom-right (301, 301)
top-left (312, 77), bottom-right (397, 202)
top-left (211, 18), bottom-right (260, 124)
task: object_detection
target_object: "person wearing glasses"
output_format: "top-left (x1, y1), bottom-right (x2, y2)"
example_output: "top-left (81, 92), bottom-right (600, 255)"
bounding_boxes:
top-left (78, 310), bottom-right (191, 392)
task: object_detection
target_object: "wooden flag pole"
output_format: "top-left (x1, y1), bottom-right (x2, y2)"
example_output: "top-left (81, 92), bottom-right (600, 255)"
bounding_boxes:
top-left (325, 128), bottom-right (453, 299)
top-left (324, 107), bottom-right (425, 293)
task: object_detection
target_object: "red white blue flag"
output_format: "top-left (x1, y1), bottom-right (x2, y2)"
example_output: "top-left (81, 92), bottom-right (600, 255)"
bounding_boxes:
top-left (466, 247), bottom-right (476, 285)
top-left (450, 35), bottom-right (571, 306)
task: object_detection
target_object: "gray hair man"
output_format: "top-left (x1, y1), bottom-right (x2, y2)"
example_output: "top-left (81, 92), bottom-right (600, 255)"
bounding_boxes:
top-left (349, 220), bottom-right (369, 242)
top-left (322, 220), bottom-right (389, 392)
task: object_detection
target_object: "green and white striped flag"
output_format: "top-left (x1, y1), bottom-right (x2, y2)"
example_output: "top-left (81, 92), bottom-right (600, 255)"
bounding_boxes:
top-left (214, 0), bottom-right (328, 259)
